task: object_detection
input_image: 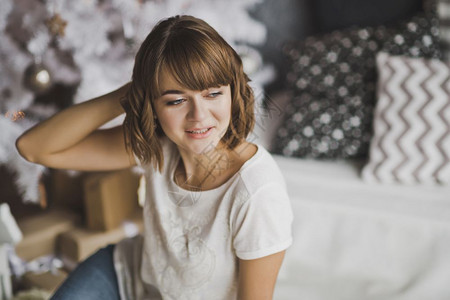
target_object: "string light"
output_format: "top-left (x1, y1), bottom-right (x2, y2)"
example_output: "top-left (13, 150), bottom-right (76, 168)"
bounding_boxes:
top-left (4, 110), bottom-right (25, 122)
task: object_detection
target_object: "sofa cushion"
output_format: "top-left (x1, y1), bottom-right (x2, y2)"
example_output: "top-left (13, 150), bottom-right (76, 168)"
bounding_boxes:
top-left (271, 11), bottom-right (441, 159)
top-left (382, 11), bottom-right (442, 58)
top-left (362, 52), bottom-right (450, 184)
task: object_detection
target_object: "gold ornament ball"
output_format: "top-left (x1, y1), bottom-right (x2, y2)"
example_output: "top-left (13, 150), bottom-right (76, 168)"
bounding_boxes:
top-left (23, 63), bottom-right (53, 94)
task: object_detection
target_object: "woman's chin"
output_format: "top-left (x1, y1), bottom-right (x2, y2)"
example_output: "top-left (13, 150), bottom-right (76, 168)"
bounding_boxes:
top-left (185, 139), bottom-right (222, 156)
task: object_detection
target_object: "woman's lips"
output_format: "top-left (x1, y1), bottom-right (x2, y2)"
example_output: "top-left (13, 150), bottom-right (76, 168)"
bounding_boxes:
top-left (185, 127), bottom-right (213, 139)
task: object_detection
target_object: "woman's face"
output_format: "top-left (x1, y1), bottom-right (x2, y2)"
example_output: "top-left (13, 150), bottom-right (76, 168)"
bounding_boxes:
top-left (153, 71), bottom-right (232, 156)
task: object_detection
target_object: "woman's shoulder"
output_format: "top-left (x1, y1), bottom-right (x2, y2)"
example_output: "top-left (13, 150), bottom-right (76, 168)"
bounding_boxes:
top-left (234, 142), bottom-right (286, 192)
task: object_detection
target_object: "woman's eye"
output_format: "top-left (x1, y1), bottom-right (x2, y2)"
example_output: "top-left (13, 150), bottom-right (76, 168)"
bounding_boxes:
top-left (167, 99), bottom-right (185, 106)
top-left (207, 92), bottom-right (222, 98)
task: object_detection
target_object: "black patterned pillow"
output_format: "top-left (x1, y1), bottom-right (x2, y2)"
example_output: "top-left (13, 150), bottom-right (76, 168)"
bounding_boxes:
top-left (272, 12), bottom-right (441, 159)
top-left (383, 12), bottom-right (441, 59)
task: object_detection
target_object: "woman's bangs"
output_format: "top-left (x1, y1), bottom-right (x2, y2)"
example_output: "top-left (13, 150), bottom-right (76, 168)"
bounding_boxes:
top-left (164, 39), bottom-right (233, 92)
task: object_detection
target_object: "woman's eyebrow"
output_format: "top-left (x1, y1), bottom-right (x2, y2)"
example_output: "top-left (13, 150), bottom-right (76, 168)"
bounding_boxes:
top-left (161, 89), bottom-right (184, 96)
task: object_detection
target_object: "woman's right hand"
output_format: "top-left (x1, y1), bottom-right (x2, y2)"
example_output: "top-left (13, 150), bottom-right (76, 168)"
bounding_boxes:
top-left (16, 82), bottom-right (138, 171)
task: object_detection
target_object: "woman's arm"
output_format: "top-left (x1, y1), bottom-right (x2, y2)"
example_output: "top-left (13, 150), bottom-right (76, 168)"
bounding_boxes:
top-left (237, 250), bottom-right (286, 300)
top-left (16, 82), bottom-right (136, 171)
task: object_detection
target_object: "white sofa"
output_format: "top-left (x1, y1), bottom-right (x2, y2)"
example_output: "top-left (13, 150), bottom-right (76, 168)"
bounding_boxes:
top-left (253, 92), bottom-right (450, 300)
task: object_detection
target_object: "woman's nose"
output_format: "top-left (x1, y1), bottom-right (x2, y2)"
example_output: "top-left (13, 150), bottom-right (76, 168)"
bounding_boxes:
top-left (187, 97), bottom-right (207, 121)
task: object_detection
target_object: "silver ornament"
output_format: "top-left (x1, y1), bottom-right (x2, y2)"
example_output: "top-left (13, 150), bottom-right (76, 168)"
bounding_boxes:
top-left (23, 63), bottom-right (53, 94)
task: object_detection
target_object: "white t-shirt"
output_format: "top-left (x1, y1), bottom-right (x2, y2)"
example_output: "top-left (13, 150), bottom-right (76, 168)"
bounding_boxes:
top-left (113, 137), bottom-right (293, 300)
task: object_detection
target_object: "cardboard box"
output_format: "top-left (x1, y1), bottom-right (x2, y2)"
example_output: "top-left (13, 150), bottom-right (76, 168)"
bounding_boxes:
top-left (47, 169), bottom-right (84, 213)
top-left (58, 209), bottom-right (143, 263)
top-left (21, 269), bottom-right (68, 294)
top-left (83, 168), bottom-right (140, 231)
top-left (15, 209), bottom-right (81, 261)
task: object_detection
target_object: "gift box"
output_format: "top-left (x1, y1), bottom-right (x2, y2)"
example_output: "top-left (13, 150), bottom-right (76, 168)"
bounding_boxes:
top-left (47, 169), bottom-right (84, 213)
top-left (15, 209), bottom-right (80, 261)
top-left (21, 269), bottom-right (68, 294)
top-left (57, 209), bottom-right (143, 264)
top-left (83, 168), bottom-right (140, 231)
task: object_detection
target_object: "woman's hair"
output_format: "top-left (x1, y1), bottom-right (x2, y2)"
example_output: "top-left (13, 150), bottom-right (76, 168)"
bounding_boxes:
top-left (121, 15), bottom-right (255, 172)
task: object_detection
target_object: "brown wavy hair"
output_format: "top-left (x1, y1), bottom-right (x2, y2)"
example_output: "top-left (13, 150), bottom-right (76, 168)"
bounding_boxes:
top-left (121, 15), bottom-right (255, 172)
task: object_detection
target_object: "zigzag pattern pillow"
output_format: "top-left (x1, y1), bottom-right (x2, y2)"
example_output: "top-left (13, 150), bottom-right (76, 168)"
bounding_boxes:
top-left (362, 52), bottom-right (450, 184)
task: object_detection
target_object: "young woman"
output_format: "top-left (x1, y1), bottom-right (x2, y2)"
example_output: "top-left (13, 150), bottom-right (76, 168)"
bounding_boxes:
top-left (16, 15), bottom-right (293, 300)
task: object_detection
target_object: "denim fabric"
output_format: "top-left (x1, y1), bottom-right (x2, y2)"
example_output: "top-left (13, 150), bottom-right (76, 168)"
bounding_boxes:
top-left (50, 244), bottom-right (120, 300)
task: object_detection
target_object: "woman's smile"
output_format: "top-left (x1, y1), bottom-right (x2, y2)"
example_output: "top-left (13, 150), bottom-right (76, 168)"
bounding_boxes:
top-left (185, 126), bottom-right (214, 138)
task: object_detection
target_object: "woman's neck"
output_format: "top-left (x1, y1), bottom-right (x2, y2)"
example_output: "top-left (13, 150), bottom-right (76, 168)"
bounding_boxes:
top-left (175, 142), bottom-right (257, 191)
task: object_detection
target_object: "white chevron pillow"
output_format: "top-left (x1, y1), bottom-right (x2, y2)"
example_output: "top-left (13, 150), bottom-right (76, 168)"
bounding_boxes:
top-left (362, 52), bottom-right (450, 184)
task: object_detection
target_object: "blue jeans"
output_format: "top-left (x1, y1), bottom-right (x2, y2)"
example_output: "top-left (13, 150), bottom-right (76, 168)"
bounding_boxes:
top-left (51, 244), bottom-right (120, 300)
